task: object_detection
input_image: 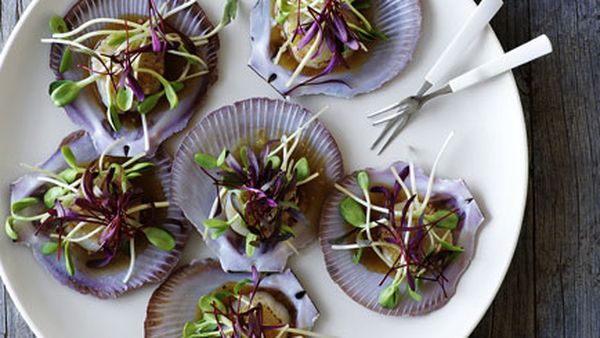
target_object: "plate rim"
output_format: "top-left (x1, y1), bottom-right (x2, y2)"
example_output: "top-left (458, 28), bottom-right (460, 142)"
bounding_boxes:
top-left (0, 0), bottom-right (529, 337)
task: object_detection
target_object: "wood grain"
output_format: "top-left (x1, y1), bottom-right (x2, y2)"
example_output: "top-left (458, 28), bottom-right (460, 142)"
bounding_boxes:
top-left (0, 0), bottom-right (598, 337)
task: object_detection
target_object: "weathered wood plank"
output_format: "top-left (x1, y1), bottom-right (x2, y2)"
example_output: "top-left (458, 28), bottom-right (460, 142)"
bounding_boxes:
top-left (471, 0), bottom-right (537, 337)
top-left (0, 0), bottom-right (599, 338)
top-left (529, 0), bottom-right (600, 337)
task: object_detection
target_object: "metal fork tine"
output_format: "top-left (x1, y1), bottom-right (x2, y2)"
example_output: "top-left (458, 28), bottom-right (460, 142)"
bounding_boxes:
top-left (372, 108), bottom-right (408, 125)
top-left (367, 102), bottom-right (402, 118)
top-left (376, 115), bottom-right (410, 155)
top-left (371, 115), bottom-right (406, 150)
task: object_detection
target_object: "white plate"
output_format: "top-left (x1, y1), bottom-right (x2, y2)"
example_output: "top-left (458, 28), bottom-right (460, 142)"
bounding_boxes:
top-left (0, 0), bottom-right (527, 337)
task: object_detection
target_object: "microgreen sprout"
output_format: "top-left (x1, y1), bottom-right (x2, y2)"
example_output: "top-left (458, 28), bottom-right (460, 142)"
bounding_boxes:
top-left (43, 0), bottom-right (238, 151)
top-left (195, 107), bottom-right (327, 256)
top-left (183, 266), bottom-right (331, 338)
top-left (5, 144), bottom-right (174, 283)
top-left (331, 133), bottom-right (465, 308)
top-left (272, 0), bottom-right (387, 94)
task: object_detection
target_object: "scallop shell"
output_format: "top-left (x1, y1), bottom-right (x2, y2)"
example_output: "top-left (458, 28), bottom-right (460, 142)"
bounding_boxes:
top-left (49, 0), bottom-right (219, 156)
top-left (145, 259), bottom-right (320, 338)
top-left (319, 161), bottom-right (484, 315)
top-left (9, 131), bottom-right (190, 298)
top-left (172, 97), bottom-right (344, 272)
top-left (248, 0), bottom-right (421, 97)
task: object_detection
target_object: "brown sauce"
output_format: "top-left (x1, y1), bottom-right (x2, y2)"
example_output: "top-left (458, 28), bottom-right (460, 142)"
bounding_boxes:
top-left (269, 1), bottom-right (374, 76)
top-left (42, 156), bottom-right (167, 271)
top-left (87, 15), bottom-right (193, 130)
top-left (195, 283), bottom-right (298, 338)
top-left (226, 132), bottom-right (332, 252)
top-left (348, 185), bottom-right (460, 274)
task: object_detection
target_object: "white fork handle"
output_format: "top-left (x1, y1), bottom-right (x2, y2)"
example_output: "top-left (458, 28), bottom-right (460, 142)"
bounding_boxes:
top-left (448, 34), bottom-right (553, 92)
top-left (424, 0), bottom-right (503, 87)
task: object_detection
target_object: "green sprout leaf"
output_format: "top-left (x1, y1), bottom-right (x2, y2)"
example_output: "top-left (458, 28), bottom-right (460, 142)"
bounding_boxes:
top-left (108, 104), bottom-right (122, 131)
top-left (125, 162), bottom-right (155, 174)
top-left (41, 242), bottom-right (59, 256)
top-left (204, 218), bottom-right (228, 228)
top-left (143, 227), bottom-right (176, 251)
top-left (352, 247), bottom-right (364, 264)
top-left (50, 80), bottom-right (82, 107)
top-left (44, 186), bottom-right (65, 209)
top-left (106, 32), bottom-right (127, 47)
top-left (59, 47), bottom-right (73, 73)
top-left (11, 197), bottom-right (38, 214)
top-left (357, 171), bottom-right (370, 191)
top-left (239, 146), bottom-right (249, 168)
top-left (275, 0), bottom-right (292, 24)
top-left (245, 232), bottom-right (258, 257)
top-left (126, 172), bottom-right (142, 180)
top-left (266, 155), bottom-right (281, 169)
top-left (116, 86), bottom-right (134, 112)
top-left (439, 238), bottom-right (464, 252)
top-left (61, 145), bottom-right (79, 170)
top-left (281, 224), bottom-right (296, 237)
top-left (221, 0), bottom-right (239, 26)
top-left (339, 196), bottom-right (366, 227)
top-left (378, 282), bottom-right (400, 309)
top-left (233, 278), bottom-right (252, 295)
top-left (48, 80), bottom-right (69, 95)
top-left (49, 15), bottom-right (68, 34)
top-left (137, 92), bottom-right (163, 115)
top-left (58, 168), bottom-right (78, 183)
top-left (5, 217), bottom-right (17, 240)
top-left (64, 242), bottom-right (75, 276)
top-left (407, 285), bottom-right (422, 302)
top-left (195, 152), bottom-right (218, 169)
top-left (164, 82), bottom-right (178, 110)
top-left (203, 218), bottom-right (229, 239)
top-left (198, 294), bottom-right (226, 313)
top-left (171, 82), bottom-right (185, 92)
top-left (293, 157), bottom-right (310, 181)
top-left (426, 210), bottom-right (459, 230)
top-left (216, 148), bottom-right (228, 167)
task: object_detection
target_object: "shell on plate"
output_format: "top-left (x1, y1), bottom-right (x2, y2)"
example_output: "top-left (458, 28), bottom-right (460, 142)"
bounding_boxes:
top-left (248, 0), bottom-right (422, 98)
top-left (49, 0), bottom-right (219, 156)
top-left (9, 131), bottom-right (190, 298)
top-left (319, 161), bottom-right (485, 316)
top-left (144, 259), bottom-right (320, 338)
top-left (171, 97), bottom-right (344, 272)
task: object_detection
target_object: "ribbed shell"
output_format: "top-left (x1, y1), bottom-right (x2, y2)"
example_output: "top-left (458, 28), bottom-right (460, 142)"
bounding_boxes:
top-left (144, 259), bottom-right (320, 338)
top-left (9, 131), bottom-right (190, 298)
top-left (49, 0), bottom-right (219, 156)
top-left (171, 97), bottom-right (344, 272)
top-left (319, 161), bottom-right (485, 315)
top-left (248, 0), bottom-right (421, 97)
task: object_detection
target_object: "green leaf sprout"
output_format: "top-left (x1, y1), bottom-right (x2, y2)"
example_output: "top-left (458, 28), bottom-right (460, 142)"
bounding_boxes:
top-left (59, 47), bottom-right (73, 73)
top-left (195, 152), bottom-right (218, 169)
top-left (339, 196), bottom-right (366, 227)
top-left (378, 282), bottom-right (401, 309)
top-left (293, 157), bottom-right (310, 181)
top-left (49, 15), bottom-right (68, 34)
top-left (143, 227), bottom-right (176, 251)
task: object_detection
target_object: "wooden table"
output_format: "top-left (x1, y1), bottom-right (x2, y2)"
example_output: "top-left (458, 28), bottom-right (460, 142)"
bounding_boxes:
top-left (1, 0), bottom-right (598, 337)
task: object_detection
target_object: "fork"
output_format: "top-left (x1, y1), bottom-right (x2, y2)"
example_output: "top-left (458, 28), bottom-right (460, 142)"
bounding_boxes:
top-left (370, 34), bottom-right (552, 154)
top-left (369, 0), bottom-right (504, 154)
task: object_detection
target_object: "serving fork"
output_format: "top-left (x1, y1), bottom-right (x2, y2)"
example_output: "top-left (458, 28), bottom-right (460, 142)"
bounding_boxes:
top-left (369, 0), bottom-right (552, 154)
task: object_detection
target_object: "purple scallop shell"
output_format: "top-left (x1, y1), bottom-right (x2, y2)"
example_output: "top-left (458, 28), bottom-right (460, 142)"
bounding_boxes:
top-left (145, 259), bottom-right (320, 338)
top-left (319, 161), bottom-right (485, 315)
top-left (49, 0), bottom-right (219, 156)
top-left (172, 97), bottom-right (344, 272)
top-left (9, 131), bottom-right (190, 298)
top-left (248, 0), bottom-right (421, 98)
